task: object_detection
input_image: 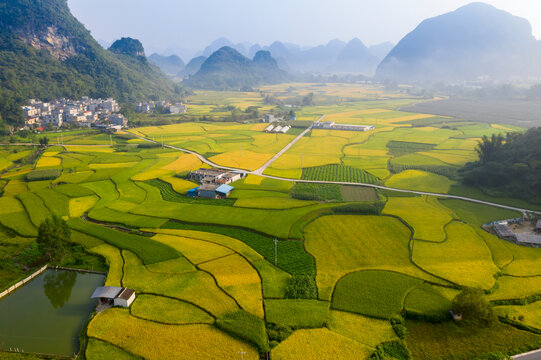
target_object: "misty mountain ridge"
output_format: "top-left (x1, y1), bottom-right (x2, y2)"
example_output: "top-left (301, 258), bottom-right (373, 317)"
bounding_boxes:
top-left (169, 37), bottom-right (392, 76)
top-left (182, 55), bottom-right (207, 77)
top-left (148, 53), bottom-right (186, 76)
top-left (183, 46), bottom-right (289, 89)
top-left (377, 2), bottom-right (541, 81)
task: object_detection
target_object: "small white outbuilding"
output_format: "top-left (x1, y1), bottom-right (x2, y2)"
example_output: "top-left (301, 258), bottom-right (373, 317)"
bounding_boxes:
top-left (91, 286), bottom-right (136, 308)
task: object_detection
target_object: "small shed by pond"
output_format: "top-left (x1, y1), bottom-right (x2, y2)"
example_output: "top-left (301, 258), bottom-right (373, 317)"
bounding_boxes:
top-left (91, 286), bottom-right (136, 308)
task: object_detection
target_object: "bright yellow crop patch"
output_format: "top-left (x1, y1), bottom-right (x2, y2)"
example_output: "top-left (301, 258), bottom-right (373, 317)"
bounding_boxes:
top-left (270, 153), bottom-right (340, 170)
top-left (383, 196), bottom-right (453, 242)
top-left (88, 309), bottom-right (259, 360)
top-left (209, 150), bottom-right (272, 171)
top-left (243, 175), bottom-right (263, 185)
top-left (152, 233), bottom-right (234, 264)
top-left (159, 176), bottom-right (199, 194)
top-left (161, 153), bottom-right (202, 172)
top-left (412, 222), bottom-right (499, 289)
top-left (89, 244), bottom-right (123, 287)
top-left (121, 250), bottom-right (237, 317)
top-left (199, 254), bottom-right (264, 318)
top-left (36, 156), bottom-right (61, 168)
top-left (304, 215), bottom-right (445, 300)
top-left (271, 328), bottom-right (372, 360)
top-left (489, 275), bottom-right (541, 301)
top-left (386, 169), bottom-right (456, 194)
top-left (149, 228), bottom-right (264, 263)
top-left (327, 310), bottom-right (398, 347)
top-left (64, 145), bottom-right (114, 153)
top-left (501, 241), bottom-right (541, 277)
top-left (69, 195), bottom-right (98, 217)
top-left (131, 295), bottom-right (214, 325)
top-left (495, 301), bottom-right (541, 330)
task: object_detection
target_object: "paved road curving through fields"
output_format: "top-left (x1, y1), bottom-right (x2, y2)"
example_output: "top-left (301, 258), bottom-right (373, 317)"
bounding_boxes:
top-left (3, 122), bottom-right (540, 215)
top-left (130, 125), bottom-right (541, 215)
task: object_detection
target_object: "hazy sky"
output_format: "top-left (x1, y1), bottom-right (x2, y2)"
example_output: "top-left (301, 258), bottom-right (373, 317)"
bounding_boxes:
top-left (68, 0), bottom-right (541, 58)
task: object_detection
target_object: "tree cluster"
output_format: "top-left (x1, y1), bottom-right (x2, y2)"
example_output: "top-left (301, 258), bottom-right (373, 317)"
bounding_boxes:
top-left (460, 128), bottom-right (541, 203)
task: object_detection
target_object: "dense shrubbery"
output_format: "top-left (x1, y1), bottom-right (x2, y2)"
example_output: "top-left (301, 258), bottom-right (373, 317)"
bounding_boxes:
top-left (216, 311), bottom-right (269, 352)
top-left (453, 288), bottom-right (496, 326)
top-left (267, 323), bottom-right (294, 344)
top-left (460, 128), bottom-right (541, 203)
top-left (284, 275), bottom-right (317, 299)
top-left (370, 340), bottom-right (412, 360)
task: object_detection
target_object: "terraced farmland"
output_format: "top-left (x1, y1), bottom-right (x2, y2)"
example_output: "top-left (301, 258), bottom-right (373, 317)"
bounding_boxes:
top-left (2, 84), bottom-right (541, 360)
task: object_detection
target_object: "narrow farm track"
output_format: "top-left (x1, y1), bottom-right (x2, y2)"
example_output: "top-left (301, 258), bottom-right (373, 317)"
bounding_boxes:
top-left (130, 127), bottom-right (541, 215)
top-left (4, 130), bottom-right (539, 214)
top-left (252, 114), bottom-right (326, 175)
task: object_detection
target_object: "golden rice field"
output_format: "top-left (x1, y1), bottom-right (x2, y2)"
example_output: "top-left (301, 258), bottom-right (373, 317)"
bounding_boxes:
top-left (304, 215), bottom-right (446, 300)
top-left (383, 196), bottom-right (453, 242)
top-left (3, 84), bottom-right (541, 360)
top-left (327, 310), bottom-right (398, 347)
top-left (412, 222), bottom-right (499, 289)
top-left (199, 254), bottom-right (264, 318)
top-left (88, 309), bottom-right (259, 360)
top-left (385, 169), bottom-right (456, 194)
top-left (271, 328), bottom-right (372, 360)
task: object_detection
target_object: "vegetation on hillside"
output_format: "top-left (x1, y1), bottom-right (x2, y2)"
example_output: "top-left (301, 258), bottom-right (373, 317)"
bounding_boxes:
top-left (0, 0), bottom-right (181, 126)
top-left (460, 128), bottom-right (541, 203)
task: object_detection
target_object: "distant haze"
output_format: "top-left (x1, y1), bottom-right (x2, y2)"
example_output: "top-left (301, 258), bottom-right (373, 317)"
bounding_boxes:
top-left (68, 0), bottom-right (541, 59)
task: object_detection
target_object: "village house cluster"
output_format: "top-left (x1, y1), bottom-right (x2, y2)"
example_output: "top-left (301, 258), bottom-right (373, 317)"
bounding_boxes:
top-left (135, 101), bottom-right (187, 114)
top-left (187, 168), bottom-right (246, 199)
top-left (22, 97), bottom-right (127, 130)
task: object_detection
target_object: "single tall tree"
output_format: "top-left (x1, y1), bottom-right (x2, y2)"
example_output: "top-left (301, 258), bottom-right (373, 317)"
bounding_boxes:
top-left (37, 214), bottom-right (70, 262)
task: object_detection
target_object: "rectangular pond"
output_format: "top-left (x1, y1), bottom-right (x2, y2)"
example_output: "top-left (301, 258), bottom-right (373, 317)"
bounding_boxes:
top-left (0, 269), bottom-right (105, 357)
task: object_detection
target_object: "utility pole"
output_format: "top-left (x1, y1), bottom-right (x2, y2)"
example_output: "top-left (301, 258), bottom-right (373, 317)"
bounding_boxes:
top-left (238, 348), bottom-right (246, 360)
top-left (274, 238), bottom-right (279, 266)
top-left (239, 143), bottom-right (242, 157)
top-left (110, 134), bottom-right (113, 147)
top-left (161, 135), bottom-right (164, 148)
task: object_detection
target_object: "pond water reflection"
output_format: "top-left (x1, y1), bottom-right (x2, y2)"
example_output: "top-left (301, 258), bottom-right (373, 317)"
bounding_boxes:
top-left (0, 269), bottom-right (104, 356)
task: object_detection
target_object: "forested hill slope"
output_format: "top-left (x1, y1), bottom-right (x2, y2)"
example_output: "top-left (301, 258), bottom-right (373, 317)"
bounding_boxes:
top-left (183, 47), bottom-right (289, 90)
top-left (0, 0), bottom-right (178, 125)
top-left (460, 128), bottom-right (541, 203)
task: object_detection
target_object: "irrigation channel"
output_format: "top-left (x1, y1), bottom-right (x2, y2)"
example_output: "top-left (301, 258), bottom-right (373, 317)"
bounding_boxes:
top-left (0, 268), bottom-right (105, 357)
top-left (131, 117), bottom-right (541, 216)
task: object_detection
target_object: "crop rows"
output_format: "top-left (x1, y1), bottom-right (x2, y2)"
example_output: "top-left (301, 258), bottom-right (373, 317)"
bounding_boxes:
top-left (301, 164), bottom-right (379, 184)
top-left (162, 221), bottom-right (315, 275)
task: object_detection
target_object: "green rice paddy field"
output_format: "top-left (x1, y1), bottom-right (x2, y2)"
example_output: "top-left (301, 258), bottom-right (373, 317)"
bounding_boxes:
top-left (1, 83), bottom-right (541, 359)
